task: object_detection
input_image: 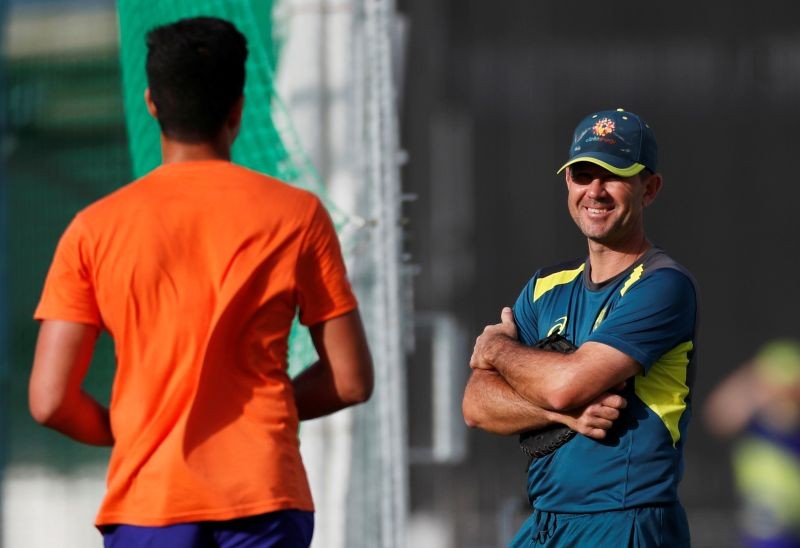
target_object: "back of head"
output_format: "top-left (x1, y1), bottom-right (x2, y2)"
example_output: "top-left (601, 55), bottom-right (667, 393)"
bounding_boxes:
top-left (146, 16), bottom-right (248, 143)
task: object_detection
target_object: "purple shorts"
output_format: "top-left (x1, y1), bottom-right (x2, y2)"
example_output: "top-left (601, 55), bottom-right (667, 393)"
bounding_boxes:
top-left (102, 510), bottom-right (314, 548)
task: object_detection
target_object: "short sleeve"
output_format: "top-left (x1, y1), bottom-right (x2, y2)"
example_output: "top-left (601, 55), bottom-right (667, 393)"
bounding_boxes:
top-left (512, 275), bottom-right (539, 346)
top-left (587, 268), bottom-right (697, 373)
top-left (34, 215), bottom-right (103, 327)
top-left (295, 198), bottom-right (358, 326)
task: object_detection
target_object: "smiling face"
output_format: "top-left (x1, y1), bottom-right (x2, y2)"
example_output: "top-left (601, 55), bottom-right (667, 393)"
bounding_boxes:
top-left (565, 162), bottom-right (662, 248)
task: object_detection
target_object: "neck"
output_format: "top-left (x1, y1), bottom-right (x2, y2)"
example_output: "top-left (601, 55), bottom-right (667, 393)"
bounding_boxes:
top-left (587, 234), bottom-right (651, 283)
top-left (160, 136), bottom-right (231, 164)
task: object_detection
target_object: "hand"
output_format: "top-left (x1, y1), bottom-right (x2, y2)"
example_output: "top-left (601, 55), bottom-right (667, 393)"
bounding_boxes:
top-left (564, 391), bottom-right (627, 440)
top-left (497, 306), bottom-right (517, 339)
top-left (469, 307), bottom-right (518, 370)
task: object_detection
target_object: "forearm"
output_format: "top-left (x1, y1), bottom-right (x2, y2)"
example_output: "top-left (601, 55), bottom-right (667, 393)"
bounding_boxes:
top-left (482, 335), bottom-right (575, 409)
top-left (292, 360), bottom-right (371, 421)
top-left (294, 309), bottom-right (373, 421)
top-left (462, 369), bottom-right (567, 435)
top-left (29, 320), bottom-right (112, 446)
top-left (484, 336), bottom-right (635, 411)
top-left (35, 391), bottom-right (113, 446)
top-left (463, 369), bottom-right (628, 441)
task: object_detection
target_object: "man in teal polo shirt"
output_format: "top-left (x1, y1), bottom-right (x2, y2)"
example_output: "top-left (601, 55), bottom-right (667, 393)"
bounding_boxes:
top-left (463, 109), bottom-right (698, 547)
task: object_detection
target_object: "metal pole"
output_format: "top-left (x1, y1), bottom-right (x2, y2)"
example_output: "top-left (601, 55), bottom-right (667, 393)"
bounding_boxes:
top-left (363, 0), bottom-right (406, 545)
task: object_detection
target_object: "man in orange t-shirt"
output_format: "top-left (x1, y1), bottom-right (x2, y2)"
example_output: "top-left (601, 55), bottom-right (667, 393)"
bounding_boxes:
top-left (29, 16), bottom-right (373, 547)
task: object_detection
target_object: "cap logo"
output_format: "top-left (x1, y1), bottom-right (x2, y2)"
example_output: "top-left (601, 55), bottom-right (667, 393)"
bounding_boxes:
top-left (559, 109), bottom-right (657, 174)
top-left (593, 118), bottom-right (615, 137)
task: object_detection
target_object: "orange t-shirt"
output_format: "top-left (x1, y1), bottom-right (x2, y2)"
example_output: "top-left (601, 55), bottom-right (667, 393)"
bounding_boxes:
top-left (34, 160), bottom-right (357, 527)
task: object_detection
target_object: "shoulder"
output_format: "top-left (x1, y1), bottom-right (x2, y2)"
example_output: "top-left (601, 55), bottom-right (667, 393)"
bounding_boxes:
top-left (75, 165), bottom-right (176, 222)
top-left (529, 257), bottom-right (586, 303)
top-left (79, 176), bottom-right (143, 215)
top-left (222, 163), bottom-right (322, 206)
top-left (642, 249), bottom-right (696, 281)
top-left (639, 249), bottom-right (698, 300)
top-left (199, 163), bottom-right (327, 226)
top-left (514, 257), bottom-right (585, 305)
top-left (514, 257), bottom-right (584, 312)
top-left (65, 179), bottom-right (146, 238)
top-left (635, 268), bottom-right (697, 311)
top-left (620, 251), bottom-right (698, 320)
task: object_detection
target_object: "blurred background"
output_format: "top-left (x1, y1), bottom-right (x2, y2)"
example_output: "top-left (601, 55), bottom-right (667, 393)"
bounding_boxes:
top-left (3, 0), bottom-right (800, 547)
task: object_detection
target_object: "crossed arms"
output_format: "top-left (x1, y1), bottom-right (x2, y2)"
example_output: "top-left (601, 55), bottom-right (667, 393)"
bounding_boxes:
top-left (29, 309), bottom-right (373, 444)
top-left (462, 307), bottom-right (640, 439)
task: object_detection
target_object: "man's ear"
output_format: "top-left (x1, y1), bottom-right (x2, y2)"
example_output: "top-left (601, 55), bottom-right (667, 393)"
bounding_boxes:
top-left (144, 88), bottom-right (158, 119)
top-left (226, 95), bottom-right (245, 141)
top-left (642, 173), bottom-right (663, 207)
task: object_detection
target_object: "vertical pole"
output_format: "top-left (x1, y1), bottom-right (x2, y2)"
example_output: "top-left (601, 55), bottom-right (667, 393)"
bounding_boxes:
top-left (363, 0), bottom-right (407, 545)
top-left (0, 0), bottom-right (9, 542)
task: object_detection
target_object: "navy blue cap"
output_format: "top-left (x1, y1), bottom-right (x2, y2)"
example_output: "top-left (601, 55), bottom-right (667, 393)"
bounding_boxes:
top-left (557, 108), bottom-right (658, 177)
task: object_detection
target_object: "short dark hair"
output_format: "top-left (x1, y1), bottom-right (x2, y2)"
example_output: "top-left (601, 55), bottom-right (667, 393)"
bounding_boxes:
top-left (146, 17), bottom-right (248, 142)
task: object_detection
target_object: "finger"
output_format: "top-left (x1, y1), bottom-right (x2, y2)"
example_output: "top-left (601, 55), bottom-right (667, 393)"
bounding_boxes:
top-left (598, 393), bottom-right (627, 409)
top-left (596, 406), bottom-right (620, 421)
top-left (469, 350), bottom-right (492, 370)
top-left (587, 418), bottom-right (614, 430)
top-left (500, 307), bottom-right (518, 338)
top-left (473, 335), bottom-right (485, 355)
top-left (470, 353), bottom-right (488, 370)
top-left (583, 428), bottom-right (607, 440)
top-left (587, 404), bottom-right (620, 421)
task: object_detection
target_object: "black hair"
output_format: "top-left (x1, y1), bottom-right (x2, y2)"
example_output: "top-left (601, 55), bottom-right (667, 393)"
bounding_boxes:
top-left (145, 16), bottom-right (248, 142)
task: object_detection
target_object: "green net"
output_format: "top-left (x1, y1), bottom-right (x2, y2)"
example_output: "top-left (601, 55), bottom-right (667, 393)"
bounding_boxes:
top-left (5, 5), bottom-right (404, 546)
top-left (4, 1), bottom-right (342, 468)
top-left (115, 0), bottom-right (346, 375)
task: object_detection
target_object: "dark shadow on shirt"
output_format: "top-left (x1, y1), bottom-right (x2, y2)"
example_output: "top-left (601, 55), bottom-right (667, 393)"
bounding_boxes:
top-left (181, 243), bottom-right (340, 461)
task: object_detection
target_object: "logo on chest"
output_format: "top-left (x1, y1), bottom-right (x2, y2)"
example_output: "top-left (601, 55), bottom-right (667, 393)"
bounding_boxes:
top-left (547, 316), bottom-right (568, 336)
top-left (547, 307), bottom-right (609, 338)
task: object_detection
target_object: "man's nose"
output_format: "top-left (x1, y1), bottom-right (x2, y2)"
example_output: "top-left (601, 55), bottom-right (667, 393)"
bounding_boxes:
top-left (586, 178), bottom-right (606, 199)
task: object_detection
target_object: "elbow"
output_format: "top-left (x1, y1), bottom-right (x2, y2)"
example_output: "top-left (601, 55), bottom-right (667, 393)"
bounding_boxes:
top-left (541, 377), bottom-right (585, 412)
top-left (463, 412), bottom-right (479, 430)
top-left (543, 390), bottom-right (572, 412)
top-left (344, 378), bottom-right (373, 405)
top-left (29, 377), bottom-right (74, 428)
top-left (341, 361), bottom-right (374, 405)
top-left (461, 378), bottom-right (497, 431)
top-left (462, 405), bottom-right (476, 429)
top-left (462, 400), bottom-right (513, 435)
top-left (461, 395), bottom-right (482, 429)
top-left (29, 392), bottom-right (65, 427)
